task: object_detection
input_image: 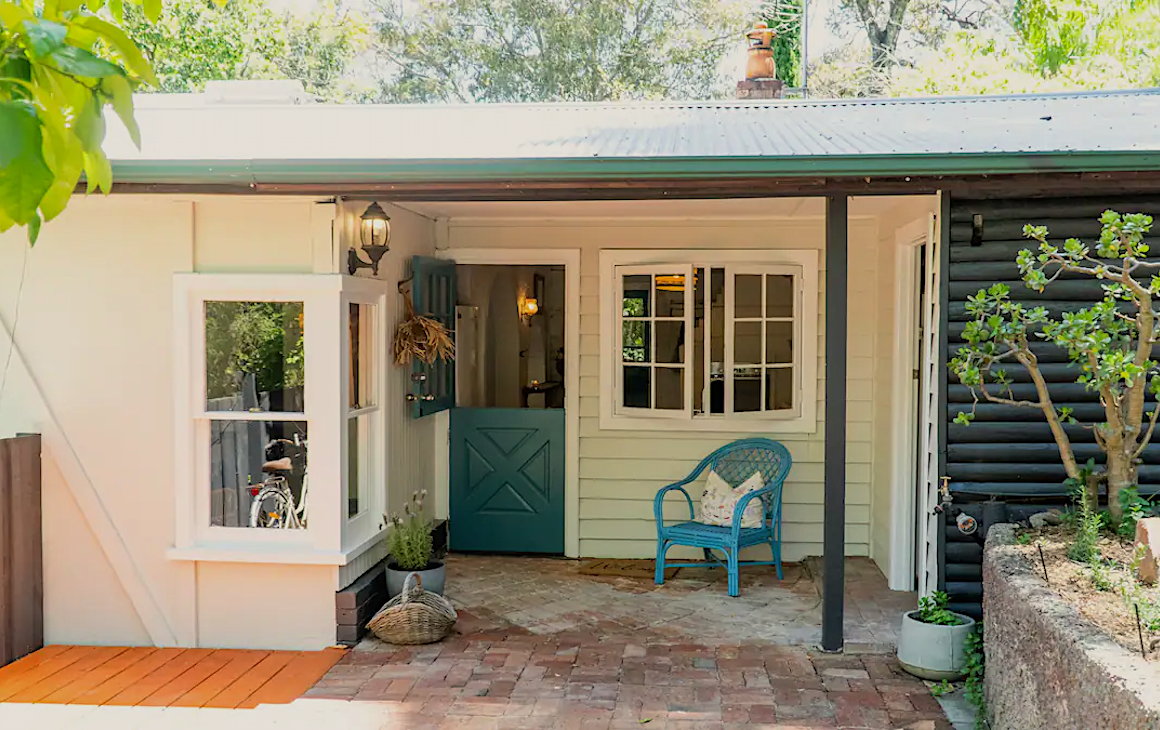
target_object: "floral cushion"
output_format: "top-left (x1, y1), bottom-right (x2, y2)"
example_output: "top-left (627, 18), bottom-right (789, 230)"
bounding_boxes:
top-left (699, 470), bottom-right (765, 529)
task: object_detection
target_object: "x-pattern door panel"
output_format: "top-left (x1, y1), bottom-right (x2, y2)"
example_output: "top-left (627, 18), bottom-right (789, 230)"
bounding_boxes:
top-left (450, 408), bottom-right (564, 553)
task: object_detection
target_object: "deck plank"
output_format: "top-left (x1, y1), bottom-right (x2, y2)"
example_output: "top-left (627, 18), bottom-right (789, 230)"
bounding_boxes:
top-left (38, 647), bottom-right (157, 704)
top-left (104, 648), bottom-right (213, 707)
top-left (168, 650), bottom-right (268, 708)
top-left (0, 646), bottom-right (98, 702)
top-left (236, 648), bottom-right (345, 709)
top-left (136, 650), bottom-right (242, 708)
top-left (202, 651), bottom-right (297, 709)
top-left (70, 648), bottom-right (184, 706)
top-left (6, 647), bottom-right (129, 704)
top-left (0, 645), bottom-right (72, 683)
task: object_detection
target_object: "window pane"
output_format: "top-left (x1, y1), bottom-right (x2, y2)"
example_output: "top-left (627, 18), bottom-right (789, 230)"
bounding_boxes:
top-left (694, 268), bottom-right (705, 414)
top-left (655, 322), bottom-right (685, 364)
top-left (766, 274), bottom-right (794, 317)
top-left (210, 420), bottom-right (307, 528)
top-left (623, 275), bottom-right (650, 317)
top-left (655, 274), bottom-right (685, 318)
top-left (623, 321), bottom-right (650, 363)
top-left (205, 301), bottom-right (305, 412)
top-left (348, 416), bottom-right (371, 518)
top-left (735, 275), bottom-right (762, 318)
top-left (710, 269), bottom-right (725, 414)
top-left (766, 321), bottom-right (793, 364)
top-left (350, 303), bottom-right (376, 409)
top-left (735, 322), bottom-right (762, 365)
top-left (623, 366), bottom-right (651, 408)
top-left (656, 367), bottom-right (684, 410)
top-left (734, 368), bottom-right (761, 412)
top-left (766, 368), bottom-right (794, 411)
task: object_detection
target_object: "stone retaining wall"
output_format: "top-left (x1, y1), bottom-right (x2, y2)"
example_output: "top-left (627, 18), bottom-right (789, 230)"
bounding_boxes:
top-left (984, 523), bottom-right (1160, 730)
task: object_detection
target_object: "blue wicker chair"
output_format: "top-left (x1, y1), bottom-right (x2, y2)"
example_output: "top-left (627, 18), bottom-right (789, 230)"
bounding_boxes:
top-left (653, 438), bottom-right (792, 597)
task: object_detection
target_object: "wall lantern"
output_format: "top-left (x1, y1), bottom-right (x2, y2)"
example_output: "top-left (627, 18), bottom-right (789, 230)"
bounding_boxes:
top-left (348, 202), bottom-right (391, 276)
top-left (522, 297), bottom-right (540, 318)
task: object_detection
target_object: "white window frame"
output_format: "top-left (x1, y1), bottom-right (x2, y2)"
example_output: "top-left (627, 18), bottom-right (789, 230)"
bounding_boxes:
top-left (169, 273), bottom-right (389, 565)
top-left (599, 249), bottom-right (819, 434)
top-left (341, 281), bottom-right (389, 556)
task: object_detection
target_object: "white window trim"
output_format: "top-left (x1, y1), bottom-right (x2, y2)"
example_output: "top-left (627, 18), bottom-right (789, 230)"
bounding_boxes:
top-left (169, 273), bottom-right (389, 565)
top-left (599, 249), bottom-right (819, 433)
top-left (341, 282), bottom-right (389, 554)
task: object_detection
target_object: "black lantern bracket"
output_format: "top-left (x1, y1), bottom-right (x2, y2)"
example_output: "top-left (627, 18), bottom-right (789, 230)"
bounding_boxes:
top-left (348, 245), bottom-right (389, 276)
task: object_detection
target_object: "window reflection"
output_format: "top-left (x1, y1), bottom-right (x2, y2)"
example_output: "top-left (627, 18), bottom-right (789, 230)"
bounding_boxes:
top-left (205, 302), bottom-right (305, 412)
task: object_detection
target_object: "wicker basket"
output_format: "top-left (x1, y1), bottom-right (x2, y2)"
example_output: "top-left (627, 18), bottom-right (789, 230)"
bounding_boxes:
top-left (366, 572), bottom-right (457, 645)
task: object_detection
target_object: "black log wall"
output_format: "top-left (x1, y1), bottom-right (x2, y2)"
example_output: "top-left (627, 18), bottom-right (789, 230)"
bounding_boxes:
top-left (944, 195), bottom-right (1160, 618)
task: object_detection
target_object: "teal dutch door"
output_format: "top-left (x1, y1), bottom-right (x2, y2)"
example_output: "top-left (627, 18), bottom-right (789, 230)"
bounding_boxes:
top-left (449, 408), bottom-right (565, 553)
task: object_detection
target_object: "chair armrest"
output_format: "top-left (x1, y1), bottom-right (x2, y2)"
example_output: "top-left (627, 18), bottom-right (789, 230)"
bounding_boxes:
top-left (654, 482), bottom-right (696, 525)
top-left (730, 486), bottom-right (775, 539)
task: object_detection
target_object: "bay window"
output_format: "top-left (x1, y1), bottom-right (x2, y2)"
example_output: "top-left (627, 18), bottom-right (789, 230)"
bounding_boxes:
top-left (171, 274), bottom-right (388, 564)
top-left (600, 250), bottom-right (818, 433)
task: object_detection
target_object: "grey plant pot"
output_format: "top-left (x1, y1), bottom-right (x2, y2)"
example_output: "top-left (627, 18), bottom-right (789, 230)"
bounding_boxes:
top-left (385, 560), bottom-right (446, 598)
top-left (897, 610), bottom-right (976, 681)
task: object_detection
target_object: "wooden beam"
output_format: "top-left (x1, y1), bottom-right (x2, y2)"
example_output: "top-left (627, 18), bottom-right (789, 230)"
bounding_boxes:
top-left (101, 170), bottom-right (1160, 201)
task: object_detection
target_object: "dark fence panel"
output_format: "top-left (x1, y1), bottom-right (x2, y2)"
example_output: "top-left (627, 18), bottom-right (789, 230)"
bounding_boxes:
top-left (0, 434), bottom-right (42, 667)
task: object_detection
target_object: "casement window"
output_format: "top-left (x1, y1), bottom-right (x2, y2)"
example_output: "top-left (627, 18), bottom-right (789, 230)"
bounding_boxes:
top-left (171, 274), bottom-right (388, 564)
top-left (600, 250), bottom-right (818, 433)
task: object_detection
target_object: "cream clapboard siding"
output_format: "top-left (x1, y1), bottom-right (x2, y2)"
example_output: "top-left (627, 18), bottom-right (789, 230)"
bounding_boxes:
top-left (0, 195), bottom-right (356, 650)
top-left (446, 208), bottom-right (881, 562)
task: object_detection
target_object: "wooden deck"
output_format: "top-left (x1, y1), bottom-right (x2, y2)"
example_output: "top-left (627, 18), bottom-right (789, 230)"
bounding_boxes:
top-left (0, 645), bottom-right (345, 708)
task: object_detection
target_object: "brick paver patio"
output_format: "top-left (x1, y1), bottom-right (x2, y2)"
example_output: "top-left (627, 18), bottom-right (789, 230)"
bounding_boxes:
top-left (305, 555), bottom-right (949, 729)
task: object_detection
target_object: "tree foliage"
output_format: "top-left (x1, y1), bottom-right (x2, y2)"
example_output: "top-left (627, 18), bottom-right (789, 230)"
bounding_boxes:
top-left (121, 0), bottom-right (367, 100)
top-left (371, 0), bottom-right (749, 103)
top-left (890, 0), bottom-right (1160, 96)
top-left (0, 0), bottom-right (162, 243)
top-left (950, 212), bottom-right (1160, 525)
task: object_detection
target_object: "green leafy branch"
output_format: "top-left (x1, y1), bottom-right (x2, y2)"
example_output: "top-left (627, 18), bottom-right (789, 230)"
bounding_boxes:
top-left (950, 211), bottom-right (1160, 524)
top-left (0, 0), bottom-right (220, 243)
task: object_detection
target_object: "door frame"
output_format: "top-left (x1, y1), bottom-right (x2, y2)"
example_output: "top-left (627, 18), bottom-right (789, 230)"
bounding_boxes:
top-left (432, 247), bottom-right (582, 558)
top-left (888, 217), bottom-right (931, 591)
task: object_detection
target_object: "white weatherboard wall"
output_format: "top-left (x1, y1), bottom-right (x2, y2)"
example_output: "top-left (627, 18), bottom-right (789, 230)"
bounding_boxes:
top-left (336, 200), bottom-right (438, 587)
top-left (0, 194), bottom-right (435, 650)
top-left (445, 201), bottom-right (891, 562)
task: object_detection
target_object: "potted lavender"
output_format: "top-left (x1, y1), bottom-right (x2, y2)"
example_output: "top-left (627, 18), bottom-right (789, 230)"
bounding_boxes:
top-left (383, 490), bottom-right (445, 598)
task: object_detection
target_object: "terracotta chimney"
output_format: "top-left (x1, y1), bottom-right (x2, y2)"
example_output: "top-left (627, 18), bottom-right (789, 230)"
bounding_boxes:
top-left (737, 22), bottom-right (784, 100)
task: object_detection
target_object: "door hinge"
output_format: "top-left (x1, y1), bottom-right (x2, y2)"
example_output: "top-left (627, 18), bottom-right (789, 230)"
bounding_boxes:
top-left (912, 368), bottom-right (920, 380)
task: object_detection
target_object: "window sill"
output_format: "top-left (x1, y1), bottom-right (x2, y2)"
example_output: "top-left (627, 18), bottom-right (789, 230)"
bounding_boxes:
top-left (599, 414), bottom-right (817, 434)
top-left (168, 544), bottom-right (351, 566)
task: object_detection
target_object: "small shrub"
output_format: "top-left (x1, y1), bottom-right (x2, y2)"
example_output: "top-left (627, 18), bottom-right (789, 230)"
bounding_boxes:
top-left (385, 490), bottom-right (433, 571)
top-left (1089, 559), bottom-right (1114, 592)
top-left (1016, 532), bottom-right (1033, 546)
top-left (917, 591), bottom-right (964, 626)
top-left (930, 679), bottom-right (954, 697)
top-left (964, 624), bottom-right (987, 729)
top-left (1118, 486), bottom-right (1153, 538)
top-left (1068, 486), bottom-right (1102, 563)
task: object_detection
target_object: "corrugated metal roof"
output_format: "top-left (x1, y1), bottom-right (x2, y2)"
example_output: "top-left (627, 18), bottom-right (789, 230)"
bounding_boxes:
top-left (106, 89), bottom-right (1160, 184)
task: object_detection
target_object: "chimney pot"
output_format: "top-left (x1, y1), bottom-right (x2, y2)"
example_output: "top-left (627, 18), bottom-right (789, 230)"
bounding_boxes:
top-left (738, 22), bottom-right (783, 99)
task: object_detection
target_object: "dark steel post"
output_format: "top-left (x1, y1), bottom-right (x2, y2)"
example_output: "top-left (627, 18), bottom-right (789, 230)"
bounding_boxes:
top-left (821, 195), bottom-right (848, 653)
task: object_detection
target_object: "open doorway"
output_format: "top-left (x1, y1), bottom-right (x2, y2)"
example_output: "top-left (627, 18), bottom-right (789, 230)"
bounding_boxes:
top-left (448, 264), bottom-right (568, 554)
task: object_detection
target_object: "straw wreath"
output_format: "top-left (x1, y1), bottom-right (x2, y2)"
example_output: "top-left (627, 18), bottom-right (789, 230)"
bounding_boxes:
top-left (393, 294), bottom-right (455, 365)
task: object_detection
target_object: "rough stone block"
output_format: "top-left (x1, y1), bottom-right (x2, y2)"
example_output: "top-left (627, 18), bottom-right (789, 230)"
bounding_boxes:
top-left (1136, 517), bottom-right (1160, 584)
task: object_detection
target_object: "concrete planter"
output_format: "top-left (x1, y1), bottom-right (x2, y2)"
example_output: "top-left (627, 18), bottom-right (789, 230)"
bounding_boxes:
top-left (897, 610), bottom-right (976, 680)
top-left (385, 561), bottom-right (445, 598)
